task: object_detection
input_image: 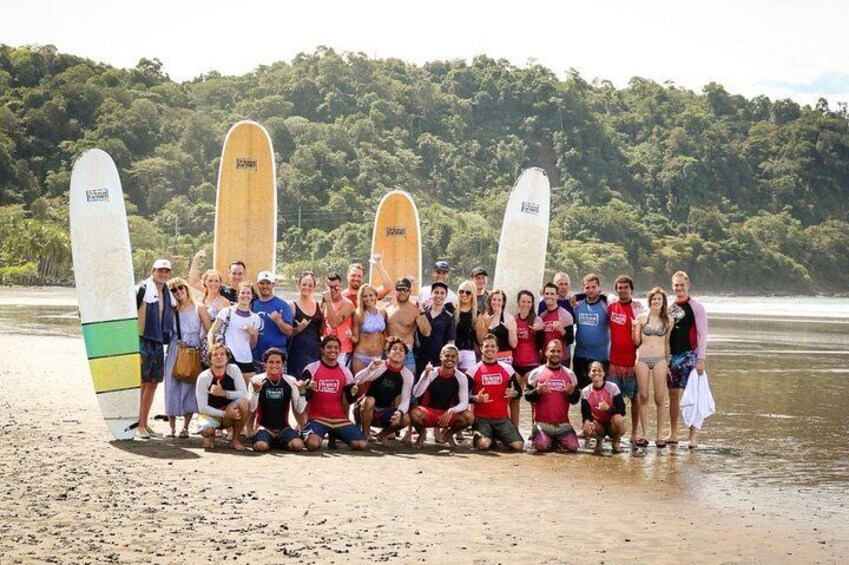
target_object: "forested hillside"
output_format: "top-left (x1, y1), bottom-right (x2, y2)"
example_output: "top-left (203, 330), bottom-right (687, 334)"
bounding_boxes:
top-left (1, 44), bottom-right (848, 293)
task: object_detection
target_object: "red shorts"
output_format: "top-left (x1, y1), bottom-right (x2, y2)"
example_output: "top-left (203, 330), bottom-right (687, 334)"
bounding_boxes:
top-left (419, 406), bottom-right (458, 428)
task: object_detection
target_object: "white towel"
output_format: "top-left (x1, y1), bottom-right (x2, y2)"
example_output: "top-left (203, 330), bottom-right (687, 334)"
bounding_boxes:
top-left (680, 369), bottom-right (716, 429)
top-left (140, 276), bottom-right (177, 307)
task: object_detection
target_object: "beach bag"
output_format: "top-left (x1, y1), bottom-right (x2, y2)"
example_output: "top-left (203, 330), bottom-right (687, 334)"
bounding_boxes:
top-left (172, 310), bottom-right (202, 383)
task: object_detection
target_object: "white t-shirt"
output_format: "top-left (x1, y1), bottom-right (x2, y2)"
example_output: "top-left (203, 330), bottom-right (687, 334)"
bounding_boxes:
top-left (216, 307), bottom-right (261, 363)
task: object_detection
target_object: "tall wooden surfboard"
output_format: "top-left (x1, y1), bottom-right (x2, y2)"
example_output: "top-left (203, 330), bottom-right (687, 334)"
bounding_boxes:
top-left (69, 149), bottom-right (140, 440)
top-left (493, 168), bottom-right (551, 315)
top-left (213, 120), bottom-right (277, 283)
top-left (370, 190), bottom-right (422, 294)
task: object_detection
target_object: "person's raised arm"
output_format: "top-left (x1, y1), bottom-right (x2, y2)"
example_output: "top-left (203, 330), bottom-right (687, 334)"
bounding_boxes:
top-left (188, 249), bottom-right (206, 293)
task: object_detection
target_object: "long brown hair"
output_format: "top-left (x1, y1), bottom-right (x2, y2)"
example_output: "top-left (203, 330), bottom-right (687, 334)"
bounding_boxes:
top-left (647, 286), bottom-right (671, 328)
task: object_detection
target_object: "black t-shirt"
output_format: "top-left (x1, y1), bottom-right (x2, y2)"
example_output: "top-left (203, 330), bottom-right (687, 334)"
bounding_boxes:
top-left (669, 300), bottom-right (695, 355)
top-left (256, 377), bottom-right (293, 430)
top-left (418, 308), bottom-right (457, 365)
top-left (456, 310), bottom-right (476, 350)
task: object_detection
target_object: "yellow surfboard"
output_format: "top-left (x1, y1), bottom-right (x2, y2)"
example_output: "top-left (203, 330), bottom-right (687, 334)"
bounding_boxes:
top-left (370, 190), bottom-right (422, 293)
top-left (214, 121), bottom-right (277, 283)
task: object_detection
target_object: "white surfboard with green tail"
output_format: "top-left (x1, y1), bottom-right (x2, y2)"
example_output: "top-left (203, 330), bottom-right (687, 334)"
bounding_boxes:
top-left (70, 149), bottom-right (140, 440)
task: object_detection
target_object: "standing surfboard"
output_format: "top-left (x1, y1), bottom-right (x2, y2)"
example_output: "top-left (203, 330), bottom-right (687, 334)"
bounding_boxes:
top-left (70, 149), bottom-right (139, 440)
top-left (213, 120), bottom-right (277, 283)
top-left (370, 190), bottom-right (422, 293)
top-left (493, 168), bottom-right (551, 315)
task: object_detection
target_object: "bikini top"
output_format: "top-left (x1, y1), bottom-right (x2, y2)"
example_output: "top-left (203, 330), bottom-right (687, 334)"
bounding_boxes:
top-left (642, 321), bottom-right (668, 337)
top-left (361, 310), bottom-right (386, 334)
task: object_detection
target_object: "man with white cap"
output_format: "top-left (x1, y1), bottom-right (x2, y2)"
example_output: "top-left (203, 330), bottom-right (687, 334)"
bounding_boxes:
top-left (419, 261), bottom-right (458, 311)
top-left (251, 270), bottom-right (293, 373)
top-left (135, 258), bottom-right (176, 439)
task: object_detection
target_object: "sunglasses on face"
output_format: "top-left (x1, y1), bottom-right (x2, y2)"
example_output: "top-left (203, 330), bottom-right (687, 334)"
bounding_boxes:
top-left (458, 290), bottom-right (473, 295)
top-left (170, 285), bottom-right (186, 292)
top-left (395, 287), bottom-right (410, 292)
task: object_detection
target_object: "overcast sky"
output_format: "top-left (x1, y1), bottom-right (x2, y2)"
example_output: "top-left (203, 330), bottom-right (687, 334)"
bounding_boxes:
top-left (2, 0), bottom-right (847, 107)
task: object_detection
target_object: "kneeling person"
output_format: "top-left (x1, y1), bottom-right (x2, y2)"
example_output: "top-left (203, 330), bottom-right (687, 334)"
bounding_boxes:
top-left (525, 340), bottom-right (581, 452)
top-left (354, 336), bottom-right (414, 445)
top-left (580, 361), bottom-right (627, 454)
top-left (249, 348), bottom-right (306, 452)
top-left (410, 344), bottom-right (474, 448)
top-left (468, 334), bottom-right (523, 451)
top-left (195, 343), bottom-right (250, 450)
top-left (301, 335), bottom-right (368, 451)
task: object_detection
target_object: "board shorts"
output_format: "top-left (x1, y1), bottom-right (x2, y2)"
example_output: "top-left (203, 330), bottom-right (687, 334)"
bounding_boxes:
top-left (196, 413), bottom-right (223, 431)
top-left (668, 350), bottom-right (698, 389)
top-left (354, 404), bottom-right (400, 428)
top-left (140, 337), bottom-right (165, 384)
top-left (572, 357), bottom-right (609, 390)
top-left (403, 350), bottom-right (416, 374)
top-left (608, 372), bottom-right (638, 399)
top-left (418, 406), bottom-right (460, 428)
top-left (301, 420), bottom-right (366, 445)
top-left (531, 423), bottom-right (578, 452)
top-left (253, 427), bottom-right (300, 449)
top-left (473, 417), bottom-right (523, 446)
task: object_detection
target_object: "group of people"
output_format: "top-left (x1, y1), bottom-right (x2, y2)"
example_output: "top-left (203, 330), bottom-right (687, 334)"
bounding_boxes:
top-left (135, 251), bottom-right (708, 454)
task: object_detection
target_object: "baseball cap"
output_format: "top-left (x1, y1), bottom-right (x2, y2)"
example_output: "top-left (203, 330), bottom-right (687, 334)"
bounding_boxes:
top-left (152, 259), bottom-right (171, 270)
top-left (470, 267), bottom-right (488, 277)
top-left (431, 281), bottom-right (449, 292)
top-left (257, 271), bottom-right (275, 283)
top-left (395, 277), bottom-right (412, 291)
top-left (434, 261), bottom-right (450, 271)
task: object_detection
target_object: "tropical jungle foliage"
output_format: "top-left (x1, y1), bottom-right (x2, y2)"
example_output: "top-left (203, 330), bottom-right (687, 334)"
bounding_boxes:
top-left (1, 44), bottom-right (848, 293)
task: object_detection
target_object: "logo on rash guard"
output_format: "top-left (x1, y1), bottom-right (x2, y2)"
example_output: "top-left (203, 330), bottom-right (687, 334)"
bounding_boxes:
top-left (265, 388), bottom-right (285, 400)
top-left (482, 373), bottom-right (503, 386)
top-left (610, 312), bottom-right (627, 326)
top-left (578, 313), bottom-right (599, 326)
top-left (547, 379), bottom-right (566, 391)
top-left (317, 380), bottom-right (340, 393)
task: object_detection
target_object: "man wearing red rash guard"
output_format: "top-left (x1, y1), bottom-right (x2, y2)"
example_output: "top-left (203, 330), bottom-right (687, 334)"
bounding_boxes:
top-left (248, 348), bottom-right (306, 452)
top-left (409, 344), bottom-right (473, 448)
top-left (468, 334), bottom-right (523, 451)
top-left (581, 361), bottom-right (627, 454)
top-left (524, 340), bottom-right (581, 452)
top-left (301, 335), bottom-right (368, 451)
top-left (354, 336), bottom-right (414, 446)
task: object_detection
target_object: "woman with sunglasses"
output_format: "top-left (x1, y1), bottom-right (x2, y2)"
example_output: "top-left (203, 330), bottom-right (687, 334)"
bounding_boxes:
top-left (454, 280), bottom-right (479, 371)
top-left (163, 277), bottom-right (212, 438)
top-left (288, 272), bottom-right (324, 387)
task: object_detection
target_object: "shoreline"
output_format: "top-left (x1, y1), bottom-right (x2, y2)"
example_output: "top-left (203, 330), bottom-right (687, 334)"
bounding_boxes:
top-left (0, 332), bottom-right (846, 563)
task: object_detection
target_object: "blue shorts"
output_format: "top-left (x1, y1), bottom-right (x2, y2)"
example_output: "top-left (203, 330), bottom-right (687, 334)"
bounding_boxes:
top-left (301, 420), bottom-right (366, 445)
top-left (404, 350), bottom-right (416, 374)
top-left (253, 428), bottom-right (300, 449)
top-left (608, 375), bottom-right (638, 399)
top-left (374, 406), bottom-right (398, 428)
top-left (668, 350), bottom-right (697, 389)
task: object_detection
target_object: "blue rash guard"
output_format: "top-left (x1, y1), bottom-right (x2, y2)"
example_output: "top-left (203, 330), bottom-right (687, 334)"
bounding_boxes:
top-left (573, 298), bottom-right (610, 361)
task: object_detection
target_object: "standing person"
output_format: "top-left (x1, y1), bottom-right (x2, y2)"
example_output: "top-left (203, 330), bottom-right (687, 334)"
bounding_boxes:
top-left (633, 287), bottom-right (673, 448)
top-left (467, 334), bottom-right (524, 452)
top-left (667, 271), bottom-right (708, 449)
top-left (195, 342), bottom-right (250, 450)
top-left (410, 344), bottom-right (474, 448)
top-left (607, 274), bottom-right (644, 447)
top-left (476, 290), bottom-right (519, 424)
top-left (539, 283), bottom-right (574, 367)
top-left (163, 277), bottom-right (211, 438)
top-left (321, 272), bottom-right (355, 367)
top-left (513, 290), bottom-right (545, 397)
top-left (354, 337), bottom-right (414, 446)
top-left (419, 261), bottom-right (458, 310)
top-left (572, 274), bottom-right (610, 390)
top-left (470, 267), bottom-right (490, 314)
top-left (251, 271), bottom-right (293, 373)
top-left (248, 348), bottom-right (306, 453)
top-left (525, 340), bottom-right (581, 453)
top-left (191, 269), bottom-right (231, 322)
top-left (454, 280), bottom-right (479, 372)
top-left (581, 361), bottom-right (627, 454)
top-left (415, 282), bottom-right (455, 376)
top-left (351, 284), bottom-right (388, 374)
top-left (538, 272), bottom-right (576, 348)
top-left (136, 259), bottom-right (176, 439)
top-left (188, 249), bottom-right (245, 303)
top-left (385, 277), bottom-right (430, 374)
top-left (301, 336), bottom-right (368, 451)
top-left (343, 255), bottom-right (394, 306)
top-left (287, 272), bottom-right (324, 390)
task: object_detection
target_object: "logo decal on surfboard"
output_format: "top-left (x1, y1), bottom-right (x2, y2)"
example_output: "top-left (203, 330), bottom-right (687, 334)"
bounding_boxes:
top-left (385, 226), bottom-right (407, 237)
top-left (85, 189), bottom-right (110, 202)
top-left (520, 201), bottom-right (539, 215)
top-left (236, 158), bottom-right (258, 170)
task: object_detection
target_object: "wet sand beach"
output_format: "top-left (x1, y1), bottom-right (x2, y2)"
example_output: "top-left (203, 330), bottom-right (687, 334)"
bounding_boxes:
top-left (0, 288), bottom-right (847, 563)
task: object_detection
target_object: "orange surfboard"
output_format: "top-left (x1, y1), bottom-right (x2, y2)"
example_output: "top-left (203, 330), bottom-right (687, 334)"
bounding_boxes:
top-left (370, 190), bottom-right (422, 293)
top-left (213, 121), bottom-right (277, 283)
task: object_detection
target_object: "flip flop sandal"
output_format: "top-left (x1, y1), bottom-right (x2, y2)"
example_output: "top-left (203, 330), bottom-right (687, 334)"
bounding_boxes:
top-left (178, 429), bottom-right (190, 439)
top-left (635, 439), bottom-right (649, 448)
top-left (655, 440), bottom-right (668, 448)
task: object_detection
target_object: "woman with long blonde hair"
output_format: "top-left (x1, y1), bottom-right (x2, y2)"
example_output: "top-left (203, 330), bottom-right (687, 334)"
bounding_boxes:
top-left (163, 277), bottom-right (212, 438)
top-left (351, 284), bottom-right (388, 374)
top-left (454, 280), bottom-right (479, 371)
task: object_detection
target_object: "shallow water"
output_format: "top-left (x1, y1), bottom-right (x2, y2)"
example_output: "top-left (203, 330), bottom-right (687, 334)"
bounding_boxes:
top-left (2, 287), bottom-right (848, 512)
